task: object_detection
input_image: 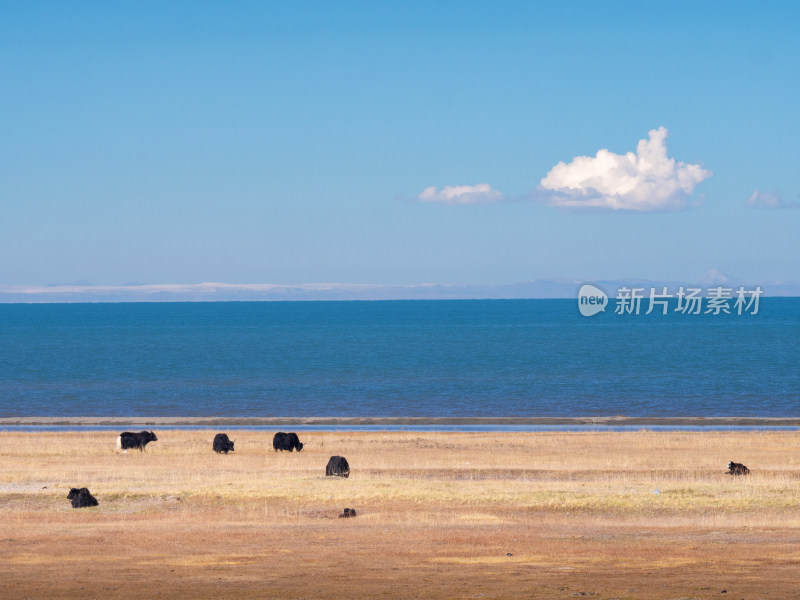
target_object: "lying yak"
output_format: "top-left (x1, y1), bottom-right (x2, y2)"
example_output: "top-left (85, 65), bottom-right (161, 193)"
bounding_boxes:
top-left (67, 487), bottom-right (98, 508)
top-left (116, 431), bottom-right (158, 453)
top-left (213, 433), bottom-right (235, 454)
top-left (273, 432), bottom-right (304, 452)
top-left (339, 507), bottom-right (357, 518)
top-left (326, 455), bottom-right (350, 478)
top-left (727, 461), bottom-right (750, 476)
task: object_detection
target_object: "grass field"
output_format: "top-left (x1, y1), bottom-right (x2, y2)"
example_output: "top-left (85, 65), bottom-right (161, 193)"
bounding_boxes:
top-left (1, 430), bottom-right (799, 599)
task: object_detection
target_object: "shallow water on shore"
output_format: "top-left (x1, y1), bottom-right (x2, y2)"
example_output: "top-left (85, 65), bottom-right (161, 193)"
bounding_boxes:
top-left (2, 425), bottom-right (798, 433)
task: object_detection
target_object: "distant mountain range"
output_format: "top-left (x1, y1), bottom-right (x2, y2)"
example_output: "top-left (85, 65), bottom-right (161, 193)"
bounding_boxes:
top-left (1, 273), bottom-right (798, 302)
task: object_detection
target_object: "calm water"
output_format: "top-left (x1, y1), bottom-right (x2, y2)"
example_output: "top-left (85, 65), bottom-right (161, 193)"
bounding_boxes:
top-left (1, 299), bottom-right (798, 417)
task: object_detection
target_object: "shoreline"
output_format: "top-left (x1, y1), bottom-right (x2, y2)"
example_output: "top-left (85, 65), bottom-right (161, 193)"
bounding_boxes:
top-left (2, 415), bottom-right (800, 427)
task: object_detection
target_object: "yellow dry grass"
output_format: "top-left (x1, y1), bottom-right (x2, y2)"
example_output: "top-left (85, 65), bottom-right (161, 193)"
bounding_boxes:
top-left (1, 430), bottom-right (799, 599)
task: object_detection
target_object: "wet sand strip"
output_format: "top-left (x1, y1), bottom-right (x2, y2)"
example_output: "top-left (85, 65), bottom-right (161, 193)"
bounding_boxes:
top-left (2, 415), bottom-right (800, 427)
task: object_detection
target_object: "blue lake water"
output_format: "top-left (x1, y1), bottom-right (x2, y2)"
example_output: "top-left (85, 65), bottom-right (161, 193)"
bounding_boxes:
top-left (1, 299), bottom-right (798, 417)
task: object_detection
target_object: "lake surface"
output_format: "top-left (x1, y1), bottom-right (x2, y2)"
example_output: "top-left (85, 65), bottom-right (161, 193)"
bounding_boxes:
top-left (1, 299), bottom-right (798, 417)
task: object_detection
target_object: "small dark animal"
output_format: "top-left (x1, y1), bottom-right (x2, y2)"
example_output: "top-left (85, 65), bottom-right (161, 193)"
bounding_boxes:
top-left (727, 461), bottom-right (750, 476)
top-left (67, 487), bottom-right (98, 508)
top-left (339, 507), bottom-right (356, 518)
top-left (326, 455), bottom-right (350, 478)
top-left (273, 432), bottom-right (304, 452)
top-left (213, 433), bottom-right (235, 454)
top-left (116, 431), bottom-right (158, 452)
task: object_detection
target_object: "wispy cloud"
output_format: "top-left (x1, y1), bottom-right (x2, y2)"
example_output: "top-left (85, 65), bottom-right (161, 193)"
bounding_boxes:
top-left (417, 184), bottom-right (503, 205)
top-left (746, 190), bottom-right (799, 209)
top-left (538, 127), bottom-right (712, 212)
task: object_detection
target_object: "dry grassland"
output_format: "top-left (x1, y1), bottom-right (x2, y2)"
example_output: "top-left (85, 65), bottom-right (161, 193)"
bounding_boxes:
top-left (1, 430), bottom-right (799, 599)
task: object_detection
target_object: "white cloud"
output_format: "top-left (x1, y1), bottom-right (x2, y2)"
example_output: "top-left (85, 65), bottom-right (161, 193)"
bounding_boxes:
top-left (539, 127), bottom-right (712, 212)
top-left (746, 190), bottom-right (799, 209)
top-left (417, 183), bottom-right (503, 205)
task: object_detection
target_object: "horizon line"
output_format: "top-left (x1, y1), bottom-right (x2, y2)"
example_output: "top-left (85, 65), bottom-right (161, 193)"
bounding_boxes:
top-left (1, 278), bottom-right (799, 303)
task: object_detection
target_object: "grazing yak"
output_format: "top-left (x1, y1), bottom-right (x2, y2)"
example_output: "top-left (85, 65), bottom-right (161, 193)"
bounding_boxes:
top-left (273, 432), bottom-right (304, 452)
top-left (213, 433), bottom-right (235, 454)
top-left (727, 461), bottom-right (750, 476)
top-left (67, 487), bottom-right (98, 508)
top-left (326, 455), bottom-right (350, 478)
top-left (116, 431), bottom-right (158, 453)
top-left (339, 507), bottom-right (357, 518)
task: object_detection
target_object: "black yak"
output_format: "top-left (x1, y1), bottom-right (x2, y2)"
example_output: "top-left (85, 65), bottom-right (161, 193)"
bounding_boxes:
top-left (727, 461), bottom-right (750, 476)
top-left (273, 432), bottom-right (304, 452)
top-left (326, 455), bottom-right (350, 478)
top-left (116, 431), bottom-right (158, 452)
top-left (339, 507), bottom-right (357, 518)
top-left (67, 487), bottom-right (98, 508)
top-left (213, 433), bottom-right (235, 454)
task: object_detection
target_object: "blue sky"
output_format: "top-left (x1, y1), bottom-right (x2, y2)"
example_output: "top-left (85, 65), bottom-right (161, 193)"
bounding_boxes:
top-left (1, 1), bottom-right (798, 286)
